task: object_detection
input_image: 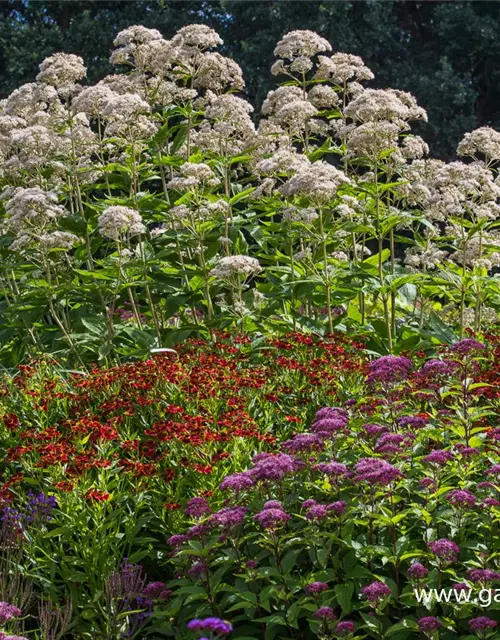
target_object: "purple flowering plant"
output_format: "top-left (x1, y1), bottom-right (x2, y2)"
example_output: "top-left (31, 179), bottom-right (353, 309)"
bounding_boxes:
top-left (1, 338), bottom-right (500, 638)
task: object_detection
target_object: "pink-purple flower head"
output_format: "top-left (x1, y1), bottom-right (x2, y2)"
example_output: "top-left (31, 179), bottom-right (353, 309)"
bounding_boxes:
top-left (314, 407), bottom-right (348, 422)
top-left (418, 617), bottom-right (441, 632)
top-left (0, 636), bottom-right (29, 640)
top-left (398, 415), bottom-right (427, 430)
top-left (262, 500), bottom-right (283, 510)
top-left (423, 449), bottom-right (453, 466)
top-left (375, 433), bottom-right (409, 455)
top-left (306, 504), bottom-right (329, 521)
top-left (141, 581), bottom-right (171, 605)
top-left (185, 497), bottom-right (211, 518)
top-left (419, 477), bottom-right (436, 490)
top-left (446, 489), bottom-right (477, 509)
top-left (327, 501), bottom-right (347, 516)
top-left (367, 355), bottom-right (412, 385)
top-left (354, 458), bottom-right (403, 485)
top-left (335, 621), bottom-right (355, 636)
top-left (250, 452), bottom-right (303, 482)
top-left (302, 499), bottom-right (318, 510)
top-left (313, 606), bottom-right (336, 620)
top-left (419, 358), bottom-right (457, 379)
top-left (486, 464), bottom-right (500, 476)
top-left (428, 539), bottom-right (460, 564)
top-left (314, 461), bottom-right (349, 478)
top-left (469, 616), bottom-right (497, 632)
top-left (360, 581), bottom-right (391, 604)
top-left (305, 581), bottom-right (329, 595)
top-left (187, 617), bottom-right (233, 635)
top-left (0, 602), bottom-right (22, 624)
top-left (311, 407), bottom-right (348, 438)
top-left (209, 506), bottom-right (247, 530)
top-left (311, 420), bottom-right (347, 438)
top-left (168, 534), bottom-right (189, 548)
top-left (458, 446), bottom-right (481, 458)
top-left (187, 523), bottom-right (213, 539)
top-left (363, 423), bottom-right (388, 437)
top-left (187, 561), bottom-right (209, 579)
top-left (253, 506), bottom-right (291, 530)
top-left (281, 433), bottom-right (324, 454)
top-left (450, 339), bottom-right (485, 357)
top-left (219, 471), bottom-right (254, 493)
top-left (483, 498), bottom-right (500, 508)
top-left (407, 562), bottom-right (429, 580)
top-left (467, 569), bottom-right (500, 584)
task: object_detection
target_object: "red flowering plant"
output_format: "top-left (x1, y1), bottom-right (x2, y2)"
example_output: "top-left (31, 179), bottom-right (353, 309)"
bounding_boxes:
top-left (0, 332), bottom-right (365, 637)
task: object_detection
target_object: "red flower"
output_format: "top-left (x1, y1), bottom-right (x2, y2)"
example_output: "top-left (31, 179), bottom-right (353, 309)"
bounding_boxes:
top-left (85, 489), bottom-right (110, 502)
top-left (192, 464), bottom-right (213, 474)
top-left (54, 481), bottom-right (74, 492)
top-left (163, 502), bottom-right (181, 510)
top-left (2, 414), bottom-right (19, 430)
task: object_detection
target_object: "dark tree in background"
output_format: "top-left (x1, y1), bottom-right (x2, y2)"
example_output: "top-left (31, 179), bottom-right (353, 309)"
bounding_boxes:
top-left (0, 0), bottom-right (498, 157)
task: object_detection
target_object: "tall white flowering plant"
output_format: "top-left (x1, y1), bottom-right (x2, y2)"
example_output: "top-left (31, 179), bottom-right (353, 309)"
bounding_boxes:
top-left (0, 24), bottom-right (500, 364)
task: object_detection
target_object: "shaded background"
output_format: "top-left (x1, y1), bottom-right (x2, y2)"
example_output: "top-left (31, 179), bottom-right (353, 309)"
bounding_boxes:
top-left (0, 0), bottom-right (497, 158)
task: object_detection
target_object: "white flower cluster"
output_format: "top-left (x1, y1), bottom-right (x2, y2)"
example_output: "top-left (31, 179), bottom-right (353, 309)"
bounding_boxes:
top-left (1, 187), bottom-right (79, 256)
top-left (457, 126), bottom-right (500, 163)
top-left (210, 255), bottom-right (262, 279)
top-left (279, 162), bottom-right (351, 202)
top-left (315, 53), bottom-right (374, 84)
top-left (98, 206), bottom-right (146, 241)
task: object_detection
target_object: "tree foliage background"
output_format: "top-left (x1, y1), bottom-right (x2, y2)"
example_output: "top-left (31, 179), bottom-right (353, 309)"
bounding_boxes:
top-left (0, 0), bottom-right (498, 158)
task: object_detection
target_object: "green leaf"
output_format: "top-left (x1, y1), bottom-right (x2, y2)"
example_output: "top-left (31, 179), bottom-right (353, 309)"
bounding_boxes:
top-left (335, 582), bottom-right (354, 613)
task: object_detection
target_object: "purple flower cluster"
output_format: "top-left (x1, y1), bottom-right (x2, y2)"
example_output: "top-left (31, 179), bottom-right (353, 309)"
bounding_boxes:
top-left (467, 569), bottom-right (500, 584)
top-left (418, 359), bottom-right (457, 380)
top-left (26, 491), bottom-right (57, 523)
top-left (305, 581), bottom-right (329, 595)
top-left (423, 449), bottom-right (453, 466)
top-left (446, 489), bottom-right (477, 509)
top-left (281, 433), bottom-right (324, 454)
top-left (468, 616), bottom-right (497, 631)
top-left (139, 581), bottom-right (171, 607)
top-left (360, 581), bottom-right (391, 604)
top-left (407, 562), bottom-right (429, 580)
top-left (397, 415), bottom-right (428, 430)
top-left (250, 452), bottom-right (303, 482)
top-left (185, 497), bottom-right (211, 518)
top-left (218, 472), bottom-right (254, 493)
top-left (0, 602), bottom-right (21, 624)
top-left (335, 621), bottom-right (355, 635)
top-left (312, 606), bottom-right (336, 620)
top-left (303, 500), bottom-right (346, 521)
top-left (375, 432), bottom-right (412, 455)
top-left (367, 355), bottom-right (412, 385)
top-left (167, 534), bottom-right (189, 548)
top-left (450, 339), bottom-right (485, 356)
top-left (418, 616), bottom-right (441, 632)
top-left (187, 617), bottom-right (233, 635)
top-left (428, 538), bottom-right (460, 564)
top-left (187, 561), bottom-right (208, 579)
top-left (314, 461), bottom-right (349, 478)
top-left (363, 423), bottom-right (388, 437)
top-left (311, 407), bottom-right (349, 438)
top-left (253, 502), bottom-right (290, 530)
top-left (209, 506), bottom-right (248, 530)
top-left (354, 458), bottom-right (403, 484)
